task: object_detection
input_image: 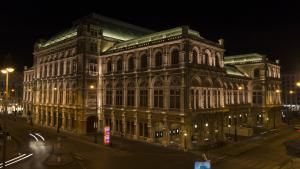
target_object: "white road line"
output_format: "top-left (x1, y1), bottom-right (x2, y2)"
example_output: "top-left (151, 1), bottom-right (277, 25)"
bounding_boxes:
top-left (29, 133), bottom-right (39, 142)
top-left (35, 133), bottom-right (45, 141)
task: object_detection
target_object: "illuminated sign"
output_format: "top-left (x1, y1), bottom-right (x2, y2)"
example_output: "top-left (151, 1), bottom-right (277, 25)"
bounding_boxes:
top-left (104, 126), bottom-right (110, 145)
top-left (194, 161), bottom-right (211, 169)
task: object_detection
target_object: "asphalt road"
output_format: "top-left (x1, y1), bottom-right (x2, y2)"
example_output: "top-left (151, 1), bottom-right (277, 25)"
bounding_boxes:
top-left (1, 115), bottom-right (299, 169)
top-left (1, 116), bottom-right (198, 169)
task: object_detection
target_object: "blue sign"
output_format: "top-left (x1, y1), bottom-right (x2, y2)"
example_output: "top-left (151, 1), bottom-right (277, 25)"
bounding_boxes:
top-left (194, 161), bottom-right (211, 169)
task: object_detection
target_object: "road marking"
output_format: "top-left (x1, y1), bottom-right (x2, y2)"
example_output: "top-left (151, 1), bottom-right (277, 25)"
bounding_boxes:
top-left (0, 154), bottom-right (26, 165)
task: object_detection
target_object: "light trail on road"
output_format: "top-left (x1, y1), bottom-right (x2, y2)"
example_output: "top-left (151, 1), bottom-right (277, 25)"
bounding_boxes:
top-left (0, 153), bottom-right (33, 168)
top-left (29, 133), bottom-right (39, 142)
top-left (35, 133), bottom-right (45, 141)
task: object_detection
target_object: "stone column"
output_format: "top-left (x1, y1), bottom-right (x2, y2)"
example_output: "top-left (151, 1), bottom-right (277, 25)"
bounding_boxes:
top-left (162, 115), bottom-right (169, 146)
top-left (50, 107), bottom-right (54, 127)
top-left (62, 109), bottom-right (66, 130)
top-left (133, 112), bottom-right (138, 140)
top-left (147, 113), bottom-right (153, 143)
top-left (122, 112), bottom-right (126, 135)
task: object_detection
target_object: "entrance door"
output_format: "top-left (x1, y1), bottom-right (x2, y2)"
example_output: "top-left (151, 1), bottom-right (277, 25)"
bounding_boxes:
top-left (86, 116), bottom-right (98, 133)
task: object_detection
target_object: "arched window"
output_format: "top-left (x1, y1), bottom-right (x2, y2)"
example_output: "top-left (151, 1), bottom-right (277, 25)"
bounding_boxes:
top-left (128, 57), bottom-right (135, 71)
top-left (254, 69), bottom-right (260, 78)
top-left (171, 49), bottom-right (179, 65)
top-left (215, 52), bottom-right (221, 68)
top-left (204, 50), bottom-right (210, 65)
top-left (107, 60), bottom-right (112, 73)
top-left (140, 54), bottom-right (148, 69)
top-left (155, 52), bottom-right (163, 67)
top-left (192, 50), bottom-right (198, 64)
top-left (117, 59), bottom-right (123, 72)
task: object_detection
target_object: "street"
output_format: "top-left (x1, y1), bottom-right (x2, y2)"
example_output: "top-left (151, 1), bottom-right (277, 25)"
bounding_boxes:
top-left (0, 115), bottom-right (299, 169)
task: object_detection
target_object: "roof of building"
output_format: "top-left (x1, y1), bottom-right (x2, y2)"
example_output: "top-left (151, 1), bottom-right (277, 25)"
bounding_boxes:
top-left (225, 65), bottom-right (248, 77)
top-left (105, 26), bottom-right (203, 53)
top-left (38, 14), bottom-right (154, 48)
top-left (224, 53), bottom-right (265, 65)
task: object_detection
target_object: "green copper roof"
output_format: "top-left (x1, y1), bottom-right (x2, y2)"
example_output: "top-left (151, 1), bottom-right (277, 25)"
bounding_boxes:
top-left (225, 65), bottom-right (247, 77)
top-left (39, 27), bottom-right (77, 48)
top-left (107, 27), bottom-right (202, 51)
top-left (224, 53), bottom-right (264, 65)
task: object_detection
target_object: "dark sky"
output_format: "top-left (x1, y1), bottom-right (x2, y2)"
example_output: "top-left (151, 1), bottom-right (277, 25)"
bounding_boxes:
top-left (1, 1), bottom-right (300, 73)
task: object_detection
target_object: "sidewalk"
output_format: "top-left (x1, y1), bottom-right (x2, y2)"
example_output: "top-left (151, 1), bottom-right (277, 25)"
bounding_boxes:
top-left (191, 125), bottom-right (291, 164)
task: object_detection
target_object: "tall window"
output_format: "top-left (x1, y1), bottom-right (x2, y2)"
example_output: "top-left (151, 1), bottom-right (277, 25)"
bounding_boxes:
top-left (127, 82), bottom-right (135, 107)
top-left (217, 90), bottom-right (221, 107)
top-left (171, 49), bottom-right (179, 65)
top-left (66, 83), bottom-right (69, 104)
top-left (53, 84), bottom-right (57, 104)
top-left (59, 84), bottom-right (63, 104)
top-left (54, 62), bottom-right (58, 76)
top-left (117, 59), bottom-right (123, 72)
top-left (154, 80), bottom-right (163, 108)
top-left (140, 82), bottom-right (148, 107)
top-left (128, 57), bottom-right (135, 71)
top-left (48, 84), bottom-right (52, 104)
top-left (254, 69), bottom-right (260, 78)
top-left (107, 60), bottom-right (112, 73)
top-left (116, 82), bottom-right (123, 106)
top-left (253, 85), bottom-right (262, 104)
top-left (66, 60), bottom-right (70, 75)
top-left (44, 65), bottom-right (47, 77)
top-left (106, 84), bottom-right (112, 105)
top-left (43, 85), bottom-right (47, 103)
top-left (216, 53), bottom-right (221, 67)
top-left (49, 64), bottom-right (52, 77)
top-left (239, 89), bottom-right (244, 104)
top-left (169, 78), bottom-right (180, 109)
top-left (204, 51), bottom-right (210, 65)
top-left (140, 54), bottom-right (148, 69)
top-left (60, 61), bottom-right (64, 75)
top-left (155, 52), bottom-right (163, 67)
top-left (192, 50), bottom-right (198, 64)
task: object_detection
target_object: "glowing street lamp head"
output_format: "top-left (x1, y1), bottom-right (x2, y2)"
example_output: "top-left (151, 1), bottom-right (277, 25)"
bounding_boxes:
top-left (297, 82), bottom-right (300, 87)
top-left (6, 68), bottom-right (14, 73)
top-left (1, 70), bottom-right (7, 74)
top-left (238, 86), bottom-right (243, 90)
top-left (289, 90), bottom-right (294, 94)
top-left (276, 89), bottom-right (280, 93)
top-left (90, 85), bottom-right (95, 89)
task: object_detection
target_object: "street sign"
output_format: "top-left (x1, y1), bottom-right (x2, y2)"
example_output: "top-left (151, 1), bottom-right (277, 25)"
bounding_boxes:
top-left (104, 126), bottom-right (110, 145)
top-left (194, 160), bottom-right (211, 169)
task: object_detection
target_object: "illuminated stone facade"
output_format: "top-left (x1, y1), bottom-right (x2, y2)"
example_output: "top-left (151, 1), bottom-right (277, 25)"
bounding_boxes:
top-left (23, 14), bottom-right (152, 134)
top-left (23, 14), bottom-right (282, 150)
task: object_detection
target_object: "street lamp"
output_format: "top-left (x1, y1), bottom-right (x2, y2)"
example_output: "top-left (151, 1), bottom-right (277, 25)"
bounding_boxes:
top-left (184, 133), bottom-right (187, 151)
top-left (1, 68), bottom-right (14, 114)
top-left (90, 84), bottom-right (98, 143)
top-left (234, 115), bottom-right (237, 142)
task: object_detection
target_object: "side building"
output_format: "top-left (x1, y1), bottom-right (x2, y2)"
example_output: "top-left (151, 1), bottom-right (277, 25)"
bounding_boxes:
top-left (98, 27), bottom-right (268, 150)
top-left (224, 53), bottom-right (282, 129)
top-left (23, 14), bottom-right (153, 134)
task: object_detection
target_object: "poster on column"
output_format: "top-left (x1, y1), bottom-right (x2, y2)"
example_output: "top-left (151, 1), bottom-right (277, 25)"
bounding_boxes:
top-left (104, 126), bottom-right (110, 145)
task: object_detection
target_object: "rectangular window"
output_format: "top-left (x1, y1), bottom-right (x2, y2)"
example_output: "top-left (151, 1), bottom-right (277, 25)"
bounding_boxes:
top-left (140, 90), bottom-right (148, 107)
top-left (127, 90), bottom-right (135, 106)
top-left (116, 90), bottom-right (123, 106)
top-left (170, 89), bottom-right (180, 109)
top-left (106, 90), bottom-right (112, 105)
top-left (154, 90), bottom-right (163, 108)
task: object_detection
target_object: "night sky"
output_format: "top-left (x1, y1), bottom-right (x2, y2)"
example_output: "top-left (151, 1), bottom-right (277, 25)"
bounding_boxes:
top-left (1, 1), bottom-right (300, 73)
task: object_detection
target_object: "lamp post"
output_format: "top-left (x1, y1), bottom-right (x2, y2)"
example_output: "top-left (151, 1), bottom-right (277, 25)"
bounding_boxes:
top-left (1, 68), bottom-right (14, 115)
top-left (184, 133), bottom-right (187, 151)
top-left (89, 85), bottom-right (98, 143)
